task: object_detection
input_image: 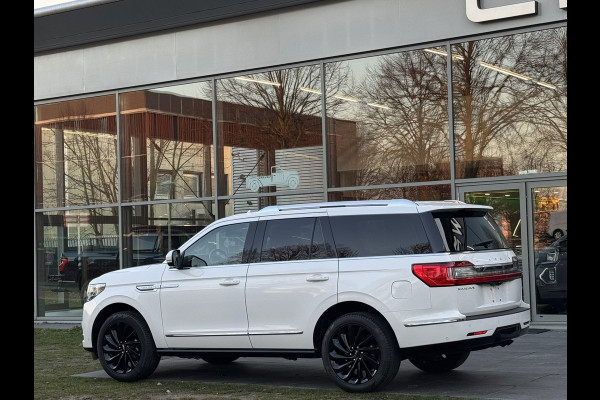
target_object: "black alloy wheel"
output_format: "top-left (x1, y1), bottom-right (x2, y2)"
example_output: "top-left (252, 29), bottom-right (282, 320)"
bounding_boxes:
top-left (321, 312), bottom-right (400, 393)
top-left (97, 311), bottom-right (160, 382)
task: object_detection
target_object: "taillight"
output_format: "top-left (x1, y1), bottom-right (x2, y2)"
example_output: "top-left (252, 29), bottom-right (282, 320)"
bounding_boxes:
top-left (412, 260), bottom-right (522, 287)
top-left (58, 257), bottom-right (68, 273)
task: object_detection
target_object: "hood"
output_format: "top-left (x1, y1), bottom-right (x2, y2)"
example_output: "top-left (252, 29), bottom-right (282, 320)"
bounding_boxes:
top-left (89, 262), bottom-right (167, 286)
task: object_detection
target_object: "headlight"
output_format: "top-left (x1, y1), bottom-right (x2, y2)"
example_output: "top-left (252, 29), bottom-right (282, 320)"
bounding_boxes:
top-left (86, 283), bottom-right (106, 302)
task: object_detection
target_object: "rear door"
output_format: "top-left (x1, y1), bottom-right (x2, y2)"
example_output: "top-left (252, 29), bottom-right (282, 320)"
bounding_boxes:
top-left (245, 212), bottom-right (338, 349)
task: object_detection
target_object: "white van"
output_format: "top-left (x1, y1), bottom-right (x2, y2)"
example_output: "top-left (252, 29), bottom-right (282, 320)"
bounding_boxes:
top-left (547, 210), bottom-right (567, 239)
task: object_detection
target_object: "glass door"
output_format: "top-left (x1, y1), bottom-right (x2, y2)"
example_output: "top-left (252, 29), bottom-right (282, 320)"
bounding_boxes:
top-left (527, 181), bottom-right (567, 323)
top-left (458, 180), bottom-right (567, 326)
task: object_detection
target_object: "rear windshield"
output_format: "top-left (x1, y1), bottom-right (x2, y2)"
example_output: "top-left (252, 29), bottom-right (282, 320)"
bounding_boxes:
top-left (431, 210), bottom-right (509, 252)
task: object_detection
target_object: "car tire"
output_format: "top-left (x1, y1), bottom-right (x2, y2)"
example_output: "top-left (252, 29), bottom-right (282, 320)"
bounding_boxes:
top-left (201, 355), bottom-right (240, 364)
top-left (321, 312), bottom-right (400, 393)
top-left (408, 351), bottom-right (470, 373)
top-left (97, 311), bottom-right (161, 382)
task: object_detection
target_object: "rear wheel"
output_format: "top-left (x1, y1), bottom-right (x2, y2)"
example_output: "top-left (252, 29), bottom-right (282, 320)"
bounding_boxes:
top-left (201, 355), bottom-right (240, 364)
top-left (409, 351), bottom-right (470, 373)
top-left (97, 311), bottom-right (160, 382)
top-left (321, 312), bottom-right (400, 393)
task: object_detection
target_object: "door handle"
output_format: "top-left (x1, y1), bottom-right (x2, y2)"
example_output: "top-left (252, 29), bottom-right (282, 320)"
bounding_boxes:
top-left (219, 279), bottom-right (240, 286)
top-left (306, 274), bottom-right (329, 282)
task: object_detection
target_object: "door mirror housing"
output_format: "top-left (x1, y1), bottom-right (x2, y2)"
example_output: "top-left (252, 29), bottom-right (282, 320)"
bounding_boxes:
top-left (166, 249), bottom-right (182, 268)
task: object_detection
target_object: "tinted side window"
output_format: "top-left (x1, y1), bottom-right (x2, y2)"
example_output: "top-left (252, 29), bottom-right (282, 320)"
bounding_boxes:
top-left (329, 214), bottom-right (432, 258)
top-left (260, 218), bottom-right (327, 262)
top-left (431, 210), bottom-right (509, 252)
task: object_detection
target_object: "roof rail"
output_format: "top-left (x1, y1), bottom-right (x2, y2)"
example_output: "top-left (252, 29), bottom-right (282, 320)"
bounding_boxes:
top-left (256, 199), bottom-right (417, 213)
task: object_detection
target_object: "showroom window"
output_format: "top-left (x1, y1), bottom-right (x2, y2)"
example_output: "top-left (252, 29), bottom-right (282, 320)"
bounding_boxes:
top-left (325, 48), bottom-right (450, 190)
top-left (216, 65), bottom-right (325, 213)
top-left (452, 27), bottom-right (567, 178)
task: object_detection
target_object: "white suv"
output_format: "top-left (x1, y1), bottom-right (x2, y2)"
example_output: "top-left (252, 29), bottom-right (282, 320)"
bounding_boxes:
top-left (81, 199), bottom-right (530, 393)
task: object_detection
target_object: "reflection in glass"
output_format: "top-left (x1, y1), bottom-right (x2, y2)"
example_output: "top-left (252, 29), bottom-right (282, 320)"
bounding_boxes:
top-left (121, 202), bottom-right (212, 268)
top-left (218, 193), bottom-right (326, 217)
top-left (532, 186), bottom-right (567, 315)
top-left (452, 28), bottom-right (567, 178)
top-left (36, 208), bottom-right (118, 318)
top-left (216, 66), bottom-right (325, 211)
top-left (326, 49), bottom-right (450, 188)
top-left (328, 185), bottom-right (451, 202)
top-left (463, 189), bottom-right (521, 254)
top-left (34, 95), bottom-right (118, 208)
top-left (119, 83), bottom-right (214, 205)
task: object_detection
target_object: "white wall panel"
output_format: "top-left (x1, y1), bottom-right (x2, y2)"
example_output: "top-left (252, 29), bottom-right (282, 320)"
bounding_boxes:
top-left (34, 0), bottom-right (566, 101)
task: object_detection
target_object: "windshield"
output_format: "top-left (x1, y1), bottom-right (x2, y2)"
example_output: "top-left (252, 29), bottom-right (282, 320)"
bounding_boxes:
top-left (431, 210), bottom-right (510, 252)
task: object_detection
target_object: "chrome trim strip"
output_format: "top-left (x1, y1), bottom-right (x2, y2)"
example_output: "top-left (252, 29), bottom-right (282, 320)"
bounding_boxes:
top-left (136, 284), bottom-right (159, 291)
top-left (166, 331), bottom-right (248, 337)
top-left (249, 330), bottom-right (303, 335)
top-left (160, 283), bottom-right (179, 288)
top-left (404, 317), bottom-right (465, 327)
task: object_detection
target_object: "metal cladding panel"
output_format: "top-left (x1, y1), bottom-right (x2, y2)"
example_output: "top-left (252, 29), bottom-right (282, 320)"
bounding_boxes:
top-left (34, 0), bottom-right (325, 53)
top-left (34, 0), bottom-right (567, 101)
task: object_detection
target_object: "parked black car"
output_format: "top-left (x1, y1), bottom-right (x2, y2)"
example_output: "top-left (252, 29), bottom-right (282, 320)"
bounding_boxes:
top-left (534, 234), bottom-right (567, 310)
top-left (48, 227), bottom-right (196, 302)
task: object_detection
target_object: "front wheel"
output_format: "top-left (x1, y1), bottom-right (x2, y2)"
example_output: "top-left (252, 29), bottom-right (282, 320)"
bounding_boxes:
top-left (97, 311), bottom-right (161, 382)
top-left (408, 351), bottom-right (470, 373)
top-left (321, 312), bottom-right (400, 393)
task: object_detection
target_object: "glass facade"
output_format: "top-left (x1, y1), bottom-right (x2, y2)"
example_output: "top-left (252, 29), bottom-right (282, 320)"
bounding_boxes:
top-left (452, 28), bottom-right (567, 178)
top-left (34, 26), bottom-right (566, 321)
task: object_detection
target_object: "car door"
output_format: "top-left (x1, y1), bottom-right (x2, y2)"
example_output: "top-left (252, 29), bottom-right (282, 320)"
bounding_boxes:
top-left (245, 213), bottom-right (338, 349)
top-left (160, 219), bottom-right (256, 348)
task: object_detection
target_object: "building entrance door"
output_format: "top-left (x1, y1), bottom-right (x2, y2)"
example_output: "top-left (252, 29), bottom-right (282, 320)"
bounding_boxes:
top-left (458, 180), bottom-right (567, 327)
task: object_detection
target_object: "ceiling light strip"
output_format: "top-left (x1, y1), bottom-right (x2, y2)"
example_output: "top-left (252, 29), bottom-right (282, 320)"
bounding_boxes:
top-left (300, 87), bottom-right (321, 94)
top-left (424, 48), bottom-right (464, 60)
top-left (479, 62), bottom-right (531, 81)
top-left (235, 76), bottom-right (281, 86)
top-left (334, 94), bottom-right (361, 102)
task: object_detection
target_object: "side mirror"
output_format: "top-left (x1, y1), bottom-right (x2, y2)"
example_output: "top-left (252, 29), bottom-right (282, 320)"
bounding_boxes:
top-left (166, 249), bottom-right (182, 268)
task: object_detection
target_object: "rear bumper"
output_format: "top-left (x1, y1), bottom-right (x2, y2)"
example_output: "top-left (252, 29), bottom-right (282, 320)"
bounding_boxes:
top-left (391, 306), bottom-right (531, 350)
top-left (399, 321), bottom-right (528, 358)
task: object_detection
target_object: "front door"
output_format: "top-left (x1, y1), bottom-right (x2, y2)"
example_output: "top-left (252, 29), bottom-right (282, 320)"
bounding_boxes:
top-left (458, 180), bottom-right (567, 326)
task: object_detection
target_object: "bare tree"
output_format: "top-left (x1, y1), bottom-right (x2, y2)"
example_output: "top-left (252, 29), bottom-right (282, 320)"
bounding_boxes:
top-left (452, 28), bottom-right (566, 177)
top-left (217, 63), bottom-right (350, 152)
top-left (353, 50), bottom-right (449, 186)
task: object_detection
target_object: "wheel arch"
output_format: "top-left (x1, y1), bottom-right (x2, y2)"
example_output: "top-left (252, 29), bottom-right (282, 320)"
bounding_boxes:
top-left (312, 301), bottom-right (399, 357)
top-left (90, 303), bottom-right (144, 355)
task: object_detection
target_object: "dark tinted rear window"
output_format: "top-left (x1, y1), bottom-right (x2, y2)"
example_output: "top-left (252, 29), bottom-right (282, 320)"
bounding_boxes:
top-left (260, 218), bottom-right (328, 262)
top-left (328, 214), bottom-right (432, 258)
top-left (431, 210), bottom-right (509, 252)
